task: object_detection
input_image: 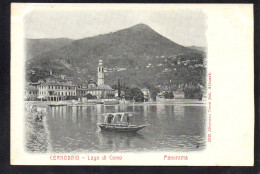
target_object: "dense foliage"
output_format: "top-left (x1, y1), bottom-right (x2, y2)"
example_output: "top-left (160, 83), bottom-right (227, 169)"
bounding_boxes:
top-left (164, 91), bottom-right (174, 99)
top-left (124, 88), bottom-right (144, 102)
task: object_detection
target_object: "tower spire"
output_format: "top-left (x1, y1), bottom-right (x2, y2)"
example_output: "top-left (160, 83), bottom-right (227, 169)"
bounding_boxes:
top-left (118, 78), bottom-right (121, 98)
top-left (97, 60), bottom-right (104, 86)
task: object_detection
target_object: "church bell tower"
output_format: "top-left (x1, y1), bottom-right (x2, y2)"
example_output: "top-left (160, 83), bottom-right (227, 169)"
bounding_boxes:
top-left (97, 60), bottom-right (104, 86)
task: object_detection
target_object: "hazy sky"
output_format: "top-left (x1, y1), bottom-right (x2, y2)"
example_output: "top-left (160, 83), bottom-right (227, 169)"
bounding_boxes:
top-left (24, 7), bottom-right (206, 47)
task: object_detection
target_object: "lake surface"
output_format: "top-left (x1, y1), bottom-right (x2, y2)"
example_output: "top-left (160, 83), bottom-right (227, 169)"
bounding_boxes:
top-left (46, 103), bottom-right (206, 152)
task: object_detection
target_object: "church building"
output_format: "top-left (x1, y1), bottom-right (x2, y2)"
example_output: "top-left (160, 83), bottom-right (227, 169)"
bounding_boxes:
top-left (86, 60), bottom-right (115, 99)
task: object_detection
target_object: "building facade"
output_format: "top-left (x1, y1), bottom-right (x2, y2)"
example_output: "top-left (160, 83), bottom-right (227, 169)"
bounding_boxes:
top-left (25, 82), bottom-right (39, 100)
top-left (37, 82), bottom-right (77, 101)
top-left (172, 91), bottom-right (185, 99)
top-left (86, 80), bottom-right (115, 99)
top-left (141, 88), bottom-right (151, 102)
top-left (25, 60), bottom-right (115, 101)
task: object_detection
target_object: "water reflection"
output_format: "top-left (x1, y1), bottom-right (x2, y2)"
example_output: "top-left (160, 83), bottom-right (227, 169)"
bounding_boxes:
top-left (96, 131), bottom-right (145, 152)
top-left (46, 104), bottom-right (206, 152)
top-left (174, 105), bottom-right (185, 120)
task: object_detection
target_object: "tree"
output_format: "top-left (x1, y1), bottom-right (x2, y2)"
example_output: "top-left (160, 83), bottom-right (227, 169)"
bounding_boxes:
top-left (164, 91), bottom-right (174, 99)
top-left (150, 87), bottom-right (160, 101)
top-left (184, 83), bottom-right (202, 99)
top-left (86, 93), bottom-right (95, 99)
top-left (125, 87), bottom-right (144, 102)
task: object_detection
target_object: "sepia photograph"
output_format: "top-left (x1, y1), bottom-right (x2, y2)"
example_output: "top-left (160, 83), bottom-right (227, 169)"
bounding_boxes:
top-left (24, 5), bottom-right (207, 154)
top-left (11, 4), bottom-right (254, 166)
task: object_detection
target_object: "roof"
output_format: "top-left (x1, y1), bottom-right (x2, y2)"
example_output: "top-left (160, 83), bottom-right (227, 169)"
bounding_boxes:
top-left (28, 82), bottom-right (40, 85)
top-left (88, 79), bottom-right (97, 85)
top-left (25, 86), bottom-right (38, 91)
top-left (97, 84), bottom-right (112, 90)
top-left (46, 83), bottom-right (76, 87)
top-left (77, 88), bottom-right (88, 91)
top-left (87, 89), bottom-right (102, 91)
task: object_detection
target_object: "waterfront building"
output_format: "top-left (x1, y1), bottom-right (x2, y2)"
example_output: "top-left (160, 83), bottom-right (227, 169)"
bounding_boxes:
top-left (141, 88), bottom-right (151, 102)
top-left (86, 79), bottom-right (115, 99)
top-left (37, 82), bottom-right (49, 100)
top-left (173, 91), bottom-right (185, 99)
top-left (76, 85), bottom-right (88, 97)
top-left (25, 60), bottom-right (115, 101)
top-left (25, 82), bottom-right (39, 100)
top-left (37, 82), bottom-right (77, 101)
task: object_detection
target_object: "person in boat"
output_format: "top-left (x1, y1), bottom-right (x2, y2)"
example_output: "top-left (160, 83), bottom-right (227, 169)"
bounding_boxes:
top-left (126, 114), bottom-right (130, 126)
top-left (116, 114), bottom-right (122, 125)
top-left (107, 114), bottom-right (114, 124)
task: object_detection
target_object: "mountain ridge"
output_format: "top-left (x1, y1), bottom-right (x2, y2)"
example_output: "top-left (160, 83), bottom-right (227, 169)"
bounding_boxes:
top-left (26, 38), bottom-right (75, 60)
top-left (26, 23), bottom-right (206, 90)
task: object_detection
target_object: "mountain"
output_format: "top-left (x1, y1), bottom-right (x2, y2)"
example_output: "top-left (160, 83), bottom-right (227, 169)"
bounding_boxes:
top-left (25, 38), bottom-right (74, 60)
top-left (28, 23), bottom-right (201, 64)
top-left (188, 46), bottom-right (206, 52)
top-left (26, 23), bottom-right (206, 89)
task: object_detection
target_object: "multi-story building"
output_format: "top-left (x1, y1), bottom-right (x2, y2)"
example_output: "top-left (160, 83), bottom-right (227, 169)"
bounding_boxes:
top-left (25, 82), bottom-right (39, 100)
top-left (25, 60), bottom-right (115, 101)
top-left (37, 82), bottom-right (77, 101)
top-left (76, 85), bottom-right (88, 97)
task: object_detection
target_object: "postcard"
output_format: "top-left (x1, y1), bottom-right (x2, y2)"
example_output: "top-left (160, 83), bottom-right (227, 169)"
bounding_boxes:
top-left (11, 3), bottom-right (254, 166)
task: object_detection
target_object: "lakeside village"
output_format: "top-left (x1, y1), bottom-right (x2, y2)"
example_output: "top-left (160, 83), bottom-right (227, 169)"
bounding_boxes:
top-left (25, 60), bottom-right (207, 105)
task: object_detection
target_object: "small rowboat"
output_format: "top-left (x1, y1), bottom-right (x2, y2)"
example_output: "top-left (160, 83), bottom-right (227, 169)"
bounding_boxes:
top-left (97, 112), bottom-right (146, 132)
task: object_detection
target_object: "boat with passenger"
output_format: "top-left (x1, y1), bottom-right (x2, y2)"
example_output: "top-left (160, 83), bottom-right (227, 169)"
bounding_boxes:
top-left (97, 112), bottom-right (146, 132)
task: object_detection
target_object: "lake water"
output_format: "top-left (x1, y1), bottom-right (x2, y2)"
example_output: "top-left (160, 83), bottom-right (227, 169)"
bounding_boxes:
top-left (46, 103), bottom-right (206, 153)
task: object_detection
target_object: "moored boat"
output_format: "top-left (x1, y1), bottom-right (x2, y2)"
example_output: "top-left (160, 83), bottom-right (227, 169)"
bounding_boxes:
top-left (104, 100), bottom-right (119, 105)
top-left (48, 102), bottom-right (67, 106)
top-left (97, 112), bottom-right (146, 132)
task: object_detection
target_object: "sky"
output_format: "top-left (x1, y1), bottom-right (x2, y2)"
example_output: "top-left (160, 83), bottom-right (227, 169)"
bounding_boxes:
top-left (24, 6), bottom-right (206, 47)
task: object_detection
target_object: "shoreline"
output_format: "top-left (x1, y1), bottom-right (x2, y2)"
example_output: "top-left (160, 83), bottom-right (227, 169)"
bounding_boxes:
top-left (25, 99), bottom-right (206, 106)
top-left (25, 103), bottom-right (51, 153)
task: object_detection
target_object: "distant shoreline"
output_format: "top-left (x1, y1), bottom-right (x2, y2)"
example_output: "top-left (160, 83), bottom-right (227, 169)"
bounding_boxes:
top-left (25, 99), bottom-right (206, 106)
